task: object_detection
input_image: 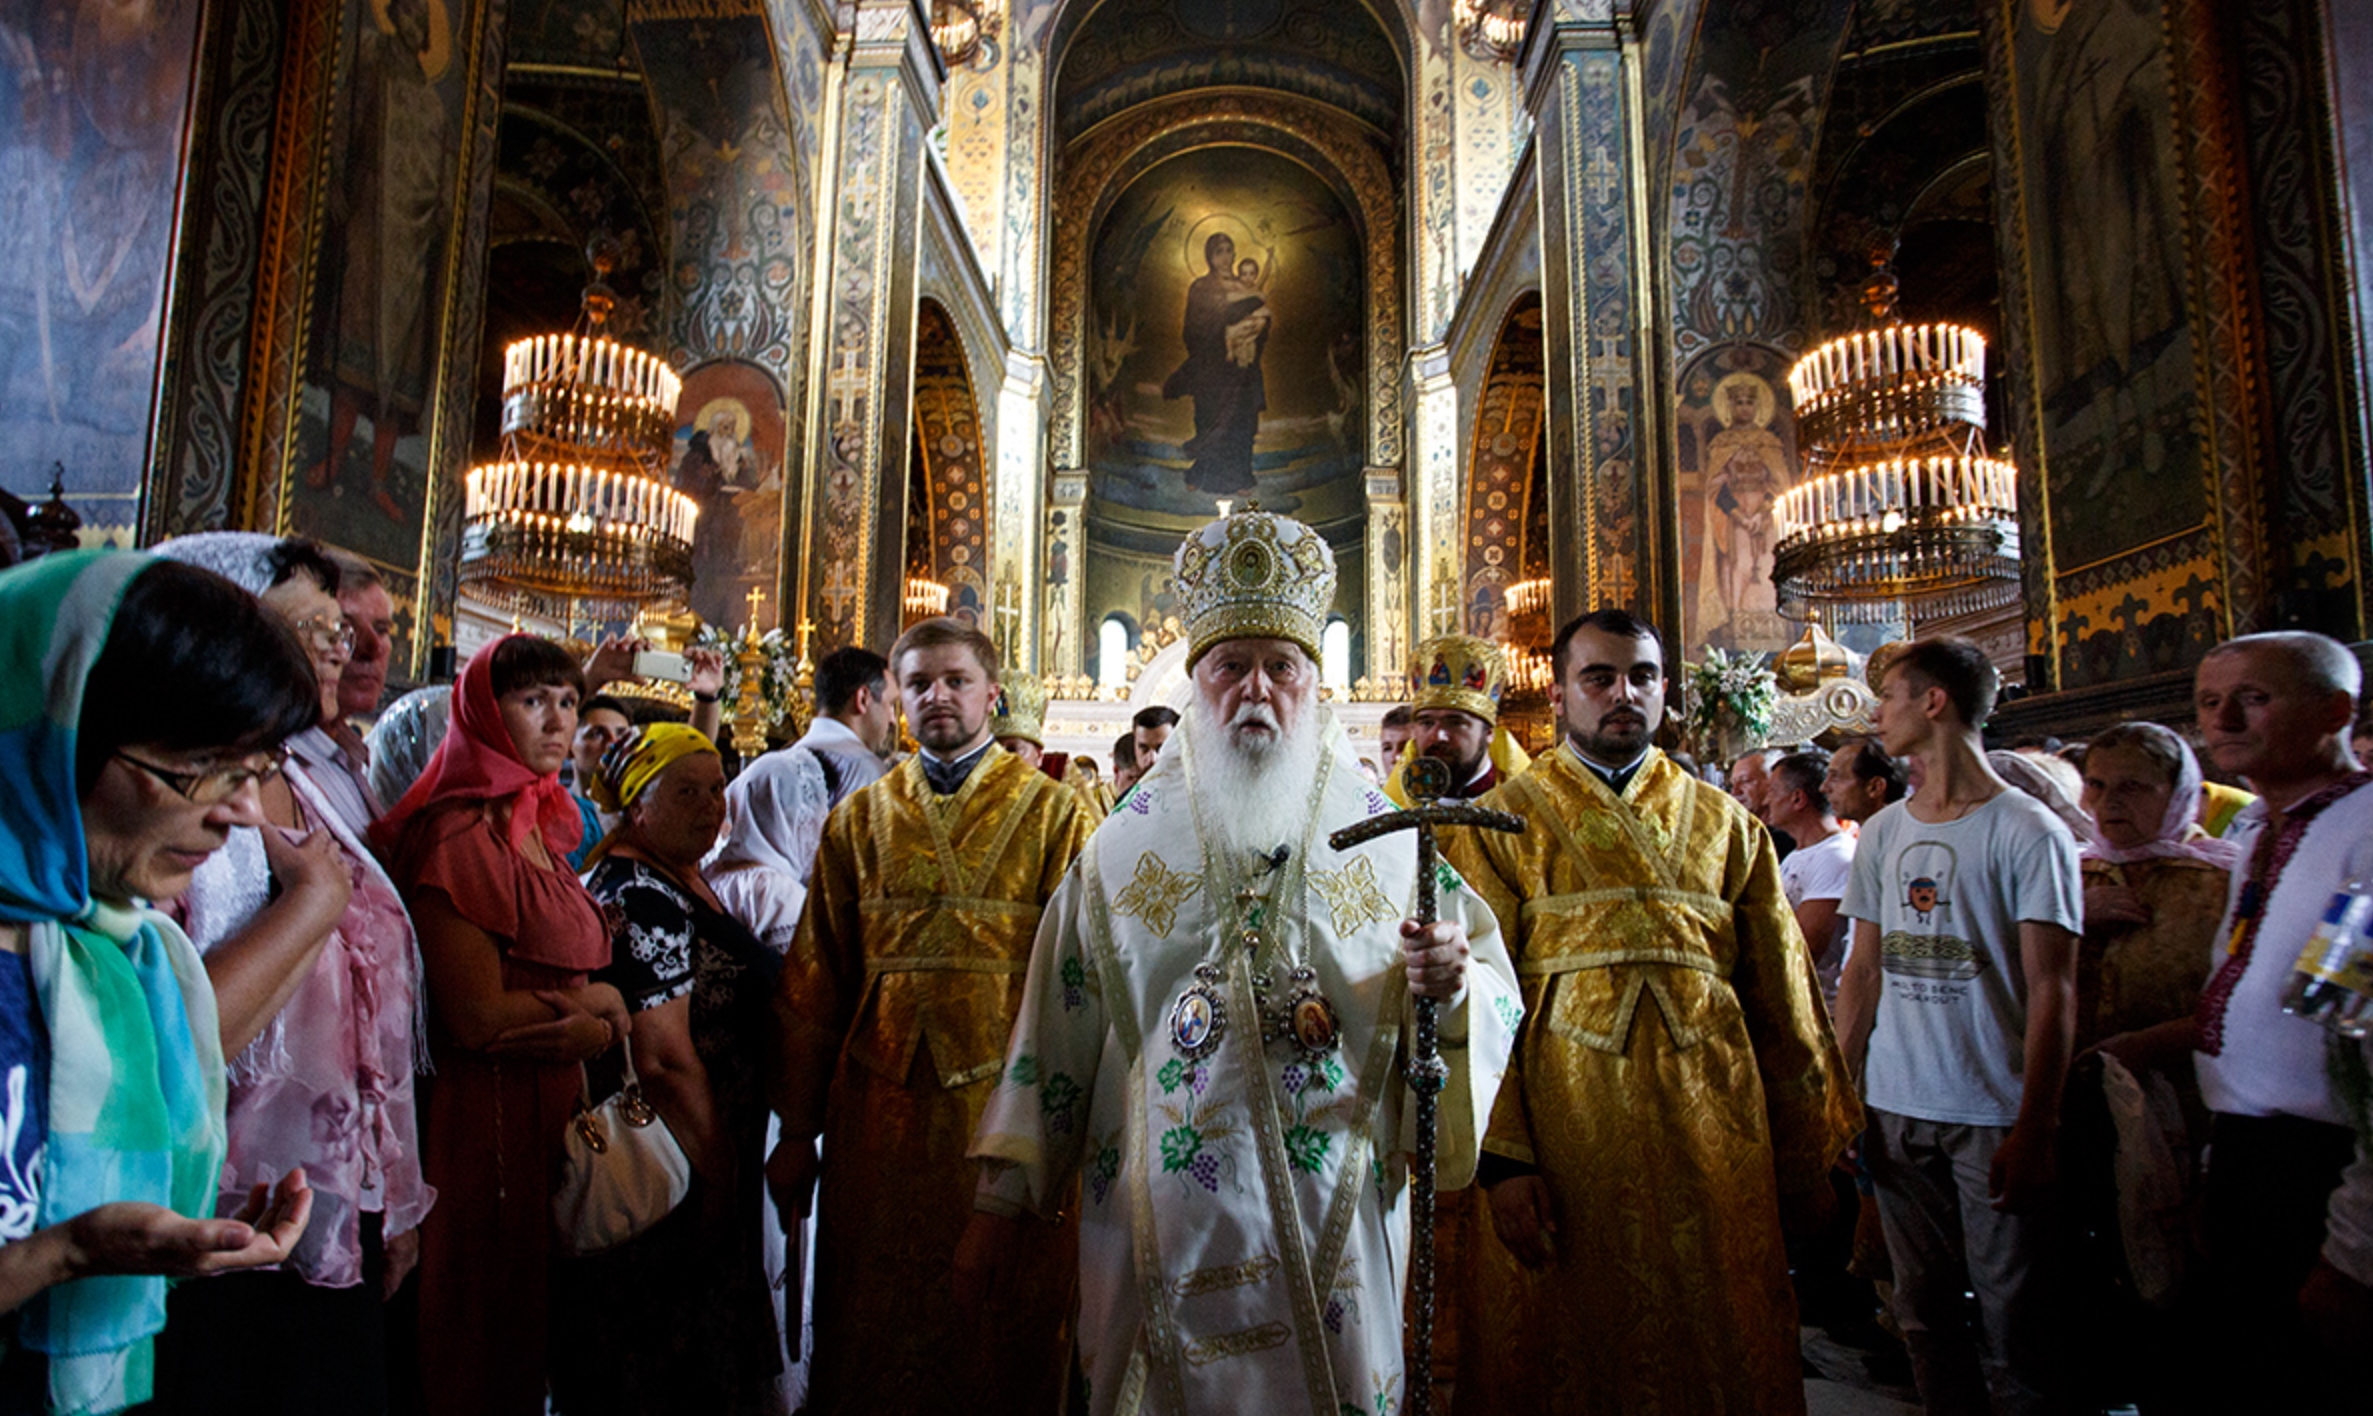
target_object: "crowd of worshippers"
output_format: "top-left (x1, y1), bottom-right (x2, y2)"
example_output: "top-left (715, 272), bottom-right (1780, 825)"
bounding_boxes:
top-left (0, 512), bottom-right (2368, 1416)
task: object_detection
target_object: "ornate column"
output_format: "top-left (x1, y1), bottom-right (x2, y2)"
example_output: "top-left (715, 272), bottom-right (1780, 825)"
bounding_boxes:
top-left (1366, 467), bottom-right (1412, 689)
top-left (802, 0), bottom-right (942, 652)
top-left (1409, 348), bottom-right (1462, 654)
top-left (1043, 468), bottom-right (1088, 680)
top-left (994, 350), bottom-right (1046, 672)
top-left (1522, 5), bottom-right (1661, 632)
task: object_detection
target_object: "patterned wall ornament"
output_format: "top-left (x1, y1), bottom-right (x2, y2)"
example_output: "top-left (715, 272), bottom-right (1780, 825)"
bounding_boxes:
top-left (1530, 34), bottom-right (1649, 624)
top-left (1461, 298), bottom-right (1548, 641)
top-left (808, 3), bottom-right (938, 652)
top-left (1663, 0), bottom-right (1855, 367)
top-left (147, 0), bottom-right (284, 542)
top-left (908, 301), bottom-right (992, 632)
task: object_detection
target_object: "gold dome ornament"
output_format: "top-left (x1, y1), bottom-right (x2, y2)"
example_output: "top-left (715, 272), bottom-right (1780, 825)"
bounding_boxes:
top-left (1173, 504), bottom-right (1339, 667)
top-left (990, 672), bottom-right (1049, 747)
top-left (1408, 634), bottom-right (1508, 725)
top-left (1775, 620), bottom-right (1854, 694)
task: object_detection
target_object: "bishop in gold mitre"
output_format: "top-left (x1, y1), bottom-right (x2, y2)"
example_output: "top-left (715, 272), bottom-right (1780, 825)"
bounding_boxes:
top-left (1384, 632), bottom-right (1532, 807)
top-left (1444, 607), bottom-right (1860, 1415)
top-left (769, 615), bottom-right (1095, 1416)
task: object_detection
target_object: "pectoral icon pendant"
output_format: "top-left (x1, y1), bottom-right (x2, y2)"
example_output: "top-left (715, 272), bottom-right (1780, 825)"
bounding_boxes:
top-left (1169, 963), bottom-right (1228, 1060)
top-left (1257, 966), bottom-right (1341, 1061)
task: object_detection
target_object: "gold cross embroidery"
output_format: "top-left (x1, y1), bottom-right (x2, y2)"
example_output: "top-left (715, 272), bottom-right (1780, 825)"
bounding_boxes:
top-left (1110, 852), bottom-right (1202, 938)
top-left (1308, 856), bottom-right (1399, 937)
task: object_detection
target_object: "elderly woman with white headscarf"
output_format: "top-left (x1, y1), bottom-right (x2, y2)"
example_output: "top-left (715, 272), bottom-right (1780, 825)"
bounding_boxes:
top-left (143, 533), bottom-right (432, 1415)
top-left (2070, 722), bottom-right (2241, 1054)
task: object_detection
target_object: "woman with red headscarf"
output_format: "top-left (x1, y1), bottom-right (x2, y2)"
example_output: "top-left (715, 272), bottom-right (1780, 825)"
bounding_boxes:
top-left (372, 636), bottom-right (627, 1416)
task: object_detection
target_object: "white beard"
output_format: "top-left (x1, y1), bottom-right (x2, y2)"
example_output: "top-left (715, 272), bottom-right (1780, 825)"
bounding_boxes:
top-left (1185, 696), bottom-right (1326, 863)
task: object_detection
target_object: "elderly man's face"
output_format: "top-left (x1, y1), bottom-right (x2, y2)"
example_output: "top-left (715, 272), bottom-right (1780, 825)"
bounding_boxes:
top-left (1192, 637), bottom-right (1316, 757)
top-left (339, 582), bottom-right (396, 719)
top-left (2196, 646), bottom-right (2354, 783)
top-left (1729, 755), bottom-right (1771, 819)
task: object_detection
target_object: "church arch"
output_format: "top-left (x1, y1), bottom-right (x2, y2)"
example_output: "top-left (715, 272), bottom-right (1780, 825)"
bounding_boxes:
top-left (1461, 294), bottom-right (1548, 643)
top-left (905, 300), bottom-right (992, 634)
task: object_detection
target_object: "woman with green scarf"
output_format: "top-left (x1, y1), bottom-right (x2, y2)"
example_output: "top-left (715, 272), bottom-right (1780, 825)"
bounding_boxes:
top-left (0, 552), bottom-right (320, 1414)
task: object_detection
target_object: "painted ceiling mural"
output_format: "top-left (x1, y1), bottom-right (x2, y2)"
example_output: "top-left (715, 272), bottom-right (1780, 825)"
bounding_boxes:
top-left (1667, 0), bottom-right (1857, 365)
top-left (1083, 145), bottom-right (1366, 528)
top-left (1053, 0), bottom-right (1404, 144)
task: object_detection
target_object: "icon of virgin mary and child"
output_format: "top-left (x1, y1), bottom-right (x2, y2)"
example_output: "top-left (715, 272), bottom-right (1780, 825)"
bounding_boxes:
top-left (1162, 230), bottom-right (1273, 497)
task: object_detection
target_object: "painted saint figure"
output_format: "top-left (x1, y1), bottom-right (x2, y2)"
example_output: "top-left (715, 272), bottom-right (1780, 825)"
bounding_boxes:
top-left (1162, 231), bottom-right (1271, 497)
top-left (1702, 372), bottom-right (1792, 643)
top-left (305, 0), bottom-right (451, 525)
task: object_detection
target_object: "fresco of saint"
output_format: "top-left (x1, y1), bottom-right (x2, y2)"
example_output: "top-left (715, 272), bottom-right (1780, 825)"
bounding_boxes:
top-left (1161, 230), bottom-right (1271, 495)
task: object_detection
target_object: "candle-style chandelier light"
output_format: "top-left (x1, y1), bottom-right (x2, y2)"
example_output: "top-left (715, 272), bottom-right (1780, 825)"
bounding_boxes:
top-left (461, 236), bottom-right (696, 620)
top-left (1773, 288), bottom-right (2021, 624)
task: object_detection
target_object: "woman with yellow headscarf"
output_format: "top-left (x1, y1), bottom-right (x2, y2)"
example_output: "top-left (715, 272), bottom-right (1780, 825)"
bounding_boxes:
top-left (558, 724), bottom-right (786, 1413)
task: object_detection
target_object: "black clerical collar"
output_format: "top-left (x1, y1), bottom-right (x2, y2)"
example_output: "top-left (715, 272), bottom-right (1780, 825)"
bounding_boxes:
top-left (1565, 741), bottom-right (1650, 797)
top-left (918, 739), bottom-right (993, 796)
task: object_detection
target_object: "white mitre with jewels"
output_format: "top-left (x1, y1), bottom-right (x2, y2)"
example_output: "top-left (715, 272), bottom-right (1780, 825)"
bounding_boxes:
top-left (1173, 505), bottom-right (1338, 668)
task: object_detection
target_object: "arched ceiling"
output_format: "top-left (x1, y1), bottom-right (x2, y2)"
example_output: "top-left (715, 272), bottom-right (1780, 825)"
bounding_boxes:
top-left (1052, 0), bottom-right (1405, 145)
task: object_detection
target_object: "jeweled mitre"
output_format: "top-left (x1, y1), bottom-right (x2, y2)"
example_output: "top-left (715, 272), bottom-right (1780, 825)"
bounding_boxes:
top-left (990, 671), bottom-right (1049, 746)
top-left (1408, 633), bottom-right (1506, 725)
top-left (1174, 507), bottom-right (1338, 667)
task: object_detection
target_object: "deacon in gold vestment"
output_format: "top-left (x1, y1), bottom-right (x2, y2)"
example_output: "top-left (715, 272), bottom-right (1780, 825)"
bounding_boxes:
top-left (1445, 610), bottom-right (1860, 1415)
top-left (770, 618), bottom-right (1095, 1416)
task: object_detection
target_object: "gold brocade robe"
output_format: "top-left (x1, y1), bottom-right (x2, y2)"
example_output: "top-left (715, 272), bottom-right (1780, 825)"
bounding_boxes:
top-left (774, 745), bottom-right (1095, 1416)
top-left (1443, 747), bottom-right (1861, 1416)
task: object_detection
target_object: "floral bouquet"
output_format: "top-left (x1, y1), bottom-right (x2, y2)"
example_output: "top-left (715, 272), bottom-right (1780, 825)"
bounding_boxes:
top-left (689, 623), bottom-right (803, 729)
top-left (1682, 647), bottom-right (1777, 759)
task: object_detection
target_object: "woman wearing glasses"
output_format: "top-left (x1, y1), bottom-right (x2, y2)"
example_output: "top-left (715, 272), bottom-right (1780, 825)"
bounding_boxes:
top-left (0, 551), bottom-right (318, 1412)
top-left (143, 533), bottom-right (433, 1416)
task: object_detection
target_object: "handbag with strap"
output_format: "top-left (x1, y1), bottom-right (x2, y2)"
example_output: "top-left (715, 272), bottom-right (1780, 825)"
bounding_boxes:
top-left (552, 1047), bottom-right (691, 1256)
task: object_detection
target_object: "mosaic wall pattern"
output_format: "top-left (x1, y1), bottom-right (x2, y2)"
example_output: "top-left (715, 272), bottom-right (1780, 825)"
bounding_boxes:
top-left (1666, 0), bottom-right (1855, 365)
top-left (908, 301), bottom-right (991, 631)
top-left (1461, 300), bottom-right (1548, 640)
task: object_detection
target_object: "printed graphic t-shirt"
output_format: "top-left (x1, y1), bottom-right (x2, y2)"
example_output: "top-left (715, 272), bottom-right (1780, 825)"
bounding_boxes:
top-left (1842, 791), bottom-right (2083, 1126)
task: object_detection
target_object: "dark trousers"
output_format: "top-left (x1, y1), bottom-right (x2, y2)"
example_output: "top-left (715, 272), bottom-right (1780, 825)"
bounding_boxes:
top-left (143, 1212), bottom-right (390, 1416)
top-left (2197, 1111), bottom-right (2356, 1412)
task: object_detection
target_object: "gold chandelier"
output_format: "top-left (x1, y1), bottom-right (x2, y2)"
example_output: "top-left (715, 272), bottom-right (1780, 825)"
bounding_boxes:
top-left (1773, 319), bottom-right (2021, 624)
top-left (1453, 0), bottom-right (1527, 61)
top-left (461, 238), bottom-right (696, 620)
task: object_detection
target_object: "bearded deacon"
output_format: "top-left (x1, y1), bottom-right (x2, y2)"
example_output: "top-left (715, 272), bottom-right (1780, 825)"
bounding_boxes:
top-left (1446, 609), bottom-right (1859, 1415)
top-left (958, 510), bottom-right (1523, 1416)
top-left (1385, 633), bottom-right (1533, 807)
top-left (769, 616), bottom-right (1095, 1415)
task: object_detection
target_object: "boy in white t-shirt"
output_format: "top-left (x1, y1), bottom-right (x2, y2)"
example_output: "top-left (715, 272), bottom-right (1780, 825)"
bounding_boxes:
top-left (1837, 639), bottom-right (2082, 1416)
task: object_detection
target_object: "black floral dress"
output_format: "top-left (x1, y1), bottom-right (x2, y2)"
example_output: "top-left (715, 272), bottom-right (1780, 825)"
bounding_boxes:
top-left (553, 857), bottom-right (783, 1416)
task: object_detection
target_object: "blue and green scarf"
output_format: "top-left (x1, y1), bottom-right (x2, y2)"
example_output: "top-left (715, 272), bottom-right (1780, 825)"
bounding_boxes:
top-left (0, 552), bottom-right (228, 1415)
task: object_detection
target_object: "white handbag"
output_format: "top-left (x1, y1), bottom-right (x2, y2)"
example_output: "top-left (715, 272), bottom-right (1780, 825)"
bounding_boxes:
top-left (551, 1048), bottom-right (692, 1256)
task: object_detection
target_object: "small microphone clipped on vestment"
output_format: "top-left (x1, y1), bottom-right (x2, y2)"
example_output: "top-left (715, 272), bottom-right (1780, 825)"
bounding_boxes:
top-left (1258, 844), bottom-right (1290, 874)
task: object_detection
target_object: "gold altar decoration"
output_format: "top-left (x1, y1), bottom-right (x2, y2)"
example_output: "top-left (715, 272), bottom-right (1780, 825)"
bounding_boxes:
top-left (1766, 622), bottom-right (1878, 747)
top-left (1774, 319), bottom-right (2021, 624)
top-left (461, 239), bottom-right (693, 621)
